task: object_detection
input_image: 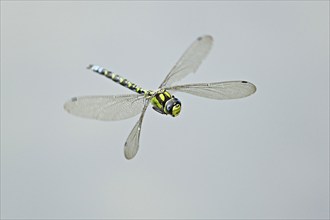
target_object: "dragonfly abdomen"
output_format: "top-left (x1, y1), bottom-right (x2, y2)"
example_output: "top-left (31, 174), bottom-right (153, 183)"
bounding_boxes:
top-left (87, 64), bottom-right (148, 95)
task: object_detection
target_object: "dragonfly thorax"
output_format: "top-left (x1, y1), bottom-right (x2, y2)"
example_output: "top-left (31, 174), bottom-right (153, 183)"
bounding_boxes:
top-left (150, 89), bottom-right (181, 117)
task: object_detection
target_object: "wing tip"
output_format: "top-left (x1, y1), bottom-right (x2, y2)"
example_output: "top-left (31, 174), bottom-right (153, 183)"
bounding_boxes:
top-left (124, 144), bottom-right (137, 160)
top-left (63, 97), bottom-right (75, 111)
top-left (197, 35), bottom-right (213, 43)
top-left (241, 81), bottom-right (257, 96)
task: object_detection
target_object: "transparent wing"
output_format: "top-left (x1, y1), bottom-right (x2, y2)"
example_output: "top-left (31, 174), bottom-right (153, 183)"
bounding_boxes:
top-left (124, 100), bottom-right (150, 160)
top-left (166, 81), bottom-right (256, 100)
top-left (64, 94), bottom-right (145, 121)
top-left (159, 35), bottom-right (213, 88)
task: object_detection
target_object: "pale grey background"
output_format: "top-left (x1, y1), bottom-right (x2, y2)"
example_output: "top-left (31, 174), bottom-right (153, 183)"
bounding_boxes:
top-left (1, 1), bottom-right (329, 219)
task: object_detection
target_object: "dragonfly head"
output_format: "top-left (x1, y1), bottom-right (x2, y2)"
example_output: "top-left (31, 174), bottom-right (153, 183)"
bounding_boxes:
top-left (164, 96), bottom-right (181, 117)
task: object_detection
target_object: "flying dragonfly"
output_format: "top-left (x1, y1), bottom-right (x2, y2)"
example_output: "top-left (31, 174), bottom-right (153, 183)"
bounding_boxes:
top-left (64, 35), bottom-right (256, 159)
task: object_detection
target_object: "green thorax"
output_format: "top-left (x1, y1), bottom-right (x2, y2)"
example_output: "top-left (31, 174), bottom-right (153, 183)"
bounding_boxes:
top-left (150, 90), bottom-right (172, 113)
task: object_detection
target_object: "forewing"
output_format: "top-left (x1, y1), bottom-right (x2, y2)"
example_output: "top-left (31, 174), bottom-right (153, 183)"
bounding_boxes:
top-left (167, 81), bottom-right (256, 100)
top-left (159, 35), bottom-right (213, 88)
top-left (64, 94), bottom-right (145, 121)
top-left (124, 100), bottom-right (150, 160)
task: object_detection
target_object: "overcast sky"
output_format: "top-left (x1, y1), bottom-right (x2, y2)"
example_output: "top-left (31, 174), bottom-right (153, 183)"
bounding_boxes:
top-left (1, 1), bottom-right (329, 219)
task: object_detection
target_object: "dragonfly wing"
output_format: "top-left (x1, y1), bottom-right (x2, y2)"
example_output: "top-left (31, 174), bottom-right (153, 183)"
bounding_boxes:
top-left (159, 35), bottom-right (213, 88)
top-left (167, 81), bottom-right (256, 100)
top-left (124, 100), bottom-right (150, 160)
top-left (64, 94), bottom-right (145, 121)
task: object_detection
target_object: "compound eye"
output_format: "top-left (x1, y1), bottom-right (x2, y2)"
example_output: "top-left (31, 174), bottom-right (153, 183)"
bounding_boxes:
top-left (166, 104), bottom-right (172, 112)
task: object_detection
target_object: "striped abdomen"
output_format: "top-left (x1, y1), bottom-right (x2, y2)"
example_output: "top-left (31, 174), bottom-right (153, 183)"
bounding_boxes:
top-left (88, 64), bottom-right (148, 95)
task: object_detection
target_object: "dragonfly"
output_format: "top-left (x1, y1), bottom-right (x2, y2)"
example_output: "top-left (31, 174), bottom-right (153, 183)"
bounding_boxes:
top-left (64, 35), bottom-right (256, 159)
